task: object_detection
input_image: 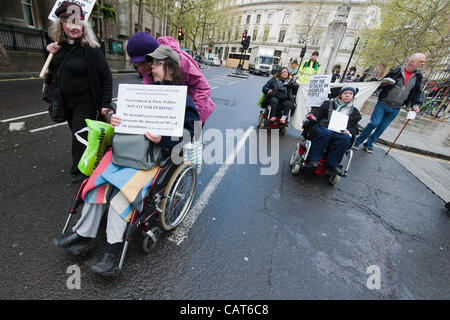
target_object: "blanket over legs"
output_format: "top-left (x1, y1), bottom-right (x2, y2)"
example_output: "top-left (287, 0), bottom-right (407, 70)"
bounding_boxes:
top-left (81, 149), bottom-right (159, 222)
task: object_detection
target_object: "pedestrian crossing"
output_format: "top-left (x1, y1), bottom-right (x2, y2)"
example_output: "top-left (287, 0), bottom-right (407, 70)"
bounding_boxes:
top-left (207, 75), bottom-right (245, 90)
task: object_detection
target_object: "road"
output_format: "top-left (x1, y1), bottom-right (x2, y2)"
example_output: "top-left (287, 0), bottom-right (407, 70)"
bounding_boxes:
top-left (0, 66), bottom-right (448, 300)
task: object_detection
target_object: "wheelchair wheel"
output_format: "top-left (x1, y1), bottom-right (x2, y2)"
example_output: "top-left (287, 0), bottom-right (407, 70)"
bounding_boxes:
top-left (142, 226), bottom-right (162, 253)
top-left (159, 164), bottom-right (197, 231)
top-left (329, 174), bottom-right (340, 185)
top-left (291, 163), bottom-right (301, 175)
top-left (289, 143), bottom-right (299, 167)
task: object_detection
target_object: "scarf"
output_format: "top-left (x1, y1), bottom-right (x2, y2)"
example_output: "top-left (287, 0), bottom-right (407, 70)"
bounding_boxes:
top-left (334, 99), bottom-right (354, 115)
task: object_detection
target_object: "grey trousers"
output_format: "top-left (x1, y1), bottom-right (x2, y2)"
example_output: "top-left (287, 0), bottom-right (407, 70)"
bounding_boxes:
top-left (72, 203), bottom-right (128, 244)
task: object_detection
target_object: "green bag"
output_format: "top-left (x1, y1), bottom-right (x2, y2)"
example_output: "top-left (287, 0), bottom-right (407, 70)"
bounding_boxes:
top-left (257, 93), bottom-right (267, 108)
top-left (74, 119), bottom-right (114, 176)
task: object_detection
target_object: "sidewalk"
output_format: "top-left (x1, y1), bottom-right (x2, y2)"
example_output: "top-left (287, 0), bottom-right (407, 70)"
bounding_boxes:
top-left (359, 96), bottom-right (450, 203)
top-left (0, 54), bottom-right (135, 79)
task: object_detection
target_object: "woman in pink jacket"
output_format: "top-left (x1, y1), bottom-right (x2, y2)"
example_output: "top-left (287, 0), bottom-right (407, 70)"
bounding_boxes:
top-left (126, 32), bottom-right (215, 124)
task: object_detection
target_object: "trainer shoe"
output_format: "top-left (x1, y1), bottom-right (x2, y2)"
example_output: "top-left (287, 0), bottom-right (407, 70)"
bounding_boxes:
top-left (351, 142), bottom-right (360, 150)
top-left (363, 146), bottom-right (374, 154)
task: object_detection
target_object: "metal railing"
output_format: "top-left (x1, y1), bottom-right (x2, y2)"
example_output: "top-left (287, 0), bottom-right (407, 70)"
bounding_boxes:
top-left (0, 23), bottom-right (47, 52)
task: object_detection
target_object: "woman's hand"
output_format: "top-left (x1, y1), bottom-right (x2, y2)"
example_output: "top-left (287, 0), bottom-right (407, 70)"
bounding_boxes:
top-left (46, 42), bottom-right (61, 54)
top-left (110, 114), bottom-right (122, 128)
top-left (267, 89), bottom-right (273, 95)
top-left (144, 131), bottom-right (162, 144)
top-left (340, 130), bottom-right (351, 136)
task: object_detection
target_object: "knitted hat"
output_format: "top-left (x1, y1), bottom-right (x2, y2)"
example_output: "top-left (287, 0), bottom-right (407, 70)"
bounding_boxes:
top-left (339, 86), bottom-right (357, 96)
top-left (146, 45), bottom-right (180, 67)
top-left (55, 1), bottom-right (85, 20)
top-left (126, 32), bottom-right (159, 64)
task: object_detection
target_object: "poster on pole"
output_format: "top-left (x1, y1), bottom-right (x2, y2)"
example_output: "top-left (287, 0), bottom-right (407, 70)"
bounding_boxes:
top-left (114, 84), bottom-right (187, 137)
top-left (48, 0), bottom-right (96, 21)
top-left (305, 75), bottom-right (332, 108)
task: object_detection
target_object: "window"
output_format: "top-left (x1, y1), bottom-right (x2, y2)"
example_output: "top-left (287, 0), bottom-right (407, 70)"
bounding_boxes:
top-left (282, 14), bottom-right (291, 25)
top-left (21, 0), bottom-right (34, 26)
top-left (278, 30), bottom-right (286, 43)
top-left (252, 29), bottom-right (258, 41)
top-left (267, 13), bottom-right (273, 24)
top-left (263, 27), bottom-right (270, 42)
top-left (246, 15), bottom-right (251, 24)
top-left (235, 29), bottom-right (240, 40)
top-left (256, 14), bottom-right (261, 24)
top-left (237, 16), bottom-right (242, 25)
top-left (274, 50), bottom-right (282, 57)
top-left (231, 47), bottom-right (237, 52)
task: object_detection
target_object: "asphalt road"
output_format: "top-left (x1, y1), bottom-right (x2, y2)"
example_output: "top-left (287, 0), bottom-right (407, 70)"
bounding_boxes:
top-left (0, 67), bottom-right (448, 300)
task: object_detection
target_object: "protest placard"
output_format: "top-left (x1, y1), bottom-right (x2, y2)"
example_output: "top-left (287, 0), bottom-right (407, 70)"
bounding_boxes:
top-left (48, 0), bottom-right (96, 21)
top-left (305, 75), bottom-right (332, 108)
top-left (114, 84), bottom-right (187, 137)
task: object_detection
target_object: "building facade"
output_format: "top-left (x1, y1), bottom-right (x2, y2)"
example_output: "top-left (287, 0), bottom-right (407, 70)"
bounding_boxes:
top-left (209, 0), bottom-right (380, 75)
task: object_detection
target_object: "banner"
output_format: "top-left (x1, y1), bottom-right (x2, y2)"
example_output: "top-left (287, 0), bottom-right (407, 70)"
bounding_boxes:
top-left (48, 0), bottom-right (96, 21)
top-left (114, 84), bottom-right (187, 137)
top-left (291, 81), bottom-right (381, 131)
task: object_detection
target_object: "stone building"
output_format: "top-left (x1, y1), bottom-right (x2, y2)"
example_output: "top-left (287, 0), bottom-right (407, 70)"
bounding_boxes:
top-left (209, 0), bottom-right (380, 76)
top-left (0, 0), bottom-right (169, 61)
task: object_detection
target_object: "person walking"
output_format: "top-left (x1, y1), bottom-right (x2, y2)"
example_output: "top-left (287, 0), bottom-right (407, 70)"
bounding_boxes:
top-left (44, 1), bottom-right (113, 183)
top-left (296, 51), bottom-right (321, 84)
top-left (353, 53), bottom-right (426, 153)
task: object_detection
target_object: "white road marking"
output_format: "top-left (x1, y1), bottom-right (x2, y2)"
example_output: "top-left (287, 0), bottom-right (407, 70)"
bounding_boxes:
top-left (9, 122), bottom-right (25, 131)
top-left (29, 122), bottom-right (67, 132)
top-left (168, 125), bottom-right (255, 245)
top-left (1, 111), bottom-right (47, 123)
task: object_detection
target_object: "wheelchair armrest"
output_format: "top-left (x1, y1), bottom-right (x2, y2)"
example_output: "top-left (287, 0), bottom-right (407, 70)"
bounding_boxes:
top-left (158, 149), bottom-right (172, 168)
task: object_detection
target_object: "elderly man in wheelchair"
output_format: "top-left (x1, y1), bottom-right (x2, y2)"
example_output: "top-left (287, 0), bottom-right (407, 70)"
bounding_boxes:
top-left (258, 67), bottom-right (299, 135)
top-left (290, 86), bottom-right (361, 184)
top-left (52, 46), bottom-right (200, 276)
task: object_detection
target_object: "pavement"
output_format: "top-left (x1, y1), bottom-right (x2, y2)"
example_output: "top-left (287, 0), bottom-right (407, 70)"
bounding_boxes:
top-left (1, 55), bottom-right (449, 203)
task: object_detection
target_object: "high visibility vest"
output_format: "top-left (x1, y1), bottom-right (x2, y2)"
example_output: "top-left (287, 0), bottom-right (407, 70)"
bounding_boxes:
top-left (296, 60), bottom-right (321, 84)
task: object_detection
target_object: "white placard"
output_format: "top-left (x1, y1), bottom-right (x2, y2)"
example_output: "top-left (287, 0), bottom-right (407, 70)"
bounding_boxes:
top-left (306, 75), bottom-right (332, 108)
top-left (407, 111), bottom-right (416, 120)
top-left (115, 84), bottom-right (187, 137)
top-left (328, 110), bottom-right (349, 133)
top-left (48, 0), bottom-right (96, 21)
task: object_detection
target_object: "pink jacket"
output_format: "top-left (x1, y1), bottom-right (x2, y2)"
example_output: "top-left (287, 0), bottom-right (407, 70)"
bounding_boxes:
top-left (140, 36), bottom-right (215, 123)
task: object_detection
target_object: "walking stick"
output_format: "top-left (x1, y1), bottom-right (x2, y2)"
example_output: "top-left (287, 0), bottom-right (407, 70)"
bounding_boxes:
top-left (385, 119), bottom-right (410, 155)
top-left (39, 52), bottom-right (54, 78)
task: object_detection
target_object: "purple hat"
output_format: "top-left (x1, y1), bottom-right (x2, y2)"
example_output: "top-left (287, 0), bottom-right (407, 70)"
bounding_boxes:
top-left (126, 32), bottom-right (159, 64)
top-left (55, 1), bottom-right (85, 20)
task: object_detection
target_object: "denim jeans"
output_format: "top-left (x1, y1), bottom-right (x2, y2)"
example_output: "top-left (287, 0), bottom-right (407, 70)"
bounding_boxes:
top-left (355, 101), bottom-right (400, 149)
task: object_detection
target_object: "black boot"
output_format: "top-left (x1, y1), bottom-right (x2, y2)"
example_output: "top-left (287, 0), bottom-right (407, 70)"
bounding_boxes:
top-left (52, 232), bottom-right (90, 248)
top-left (89, 243), bottom-right (122, 276)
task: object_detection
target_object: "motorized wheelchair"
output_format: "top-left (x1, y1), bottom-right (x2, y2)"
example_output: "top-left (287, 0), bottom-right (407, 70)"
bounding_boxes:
top-left (257, 77), bottom-right (298, 136)
top-left (288, 87), bottom-right (355, 185)
top-left (57, 149), bottom-right (197, 276)
top-left (288, 131), bottom-right (354, 185)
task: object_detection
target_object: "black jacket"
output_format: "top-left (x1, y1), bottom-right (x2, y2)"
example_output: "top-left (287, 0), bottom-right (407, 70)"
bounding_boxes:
top-left (311, 100), bottom-right (362, 138)
top-left (378, 66), bottom-right (422, 108)
top-left (45, 41), bottom-right (112, 111)
top-left (262, 77), bottom-right (299, 101)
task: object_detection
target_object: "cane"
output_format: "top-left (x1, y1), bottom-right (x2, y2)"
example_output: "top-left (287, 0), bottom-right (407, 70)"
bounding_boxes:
top-left (385, 119), bottom-right (410, 155)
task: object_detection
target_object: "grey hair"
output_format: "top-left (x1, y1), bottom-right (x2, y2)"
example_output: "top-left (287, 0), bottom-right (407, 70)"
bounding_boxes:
top-left (408, 53), bottom-right (426, 63)
top-left (49, 18), bottom-right (100, 48)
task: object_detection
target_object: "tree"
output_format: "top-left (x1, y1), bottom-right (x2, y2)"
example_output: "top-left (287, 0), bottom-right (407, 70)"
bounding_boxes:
top-left (359, 0), bottom-right (450, 77)
top-left (93, 1), bottom-right (117, 38)
top-left (294, 0), bottom-right (324, 49)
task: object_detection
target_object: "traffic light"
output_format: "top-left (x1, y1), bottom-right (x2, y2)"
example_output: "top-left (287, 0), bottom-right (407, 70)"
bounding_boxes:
top-left (178, 27), bottom-right (184, 41)
top-left (241, 32), bottom-right (247, 46)
top-left (243, 35), bottom-right (251, 49)
top-left (300, 46), bottom-right (307, 58)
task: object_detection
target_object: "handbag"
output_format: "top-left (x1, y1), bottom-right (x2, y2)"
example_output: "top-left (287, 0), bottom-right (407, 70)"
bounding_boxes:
top-left (111, 133), bottom-right (163, 170)
top-left (42, 46), bottom-right (76, 123)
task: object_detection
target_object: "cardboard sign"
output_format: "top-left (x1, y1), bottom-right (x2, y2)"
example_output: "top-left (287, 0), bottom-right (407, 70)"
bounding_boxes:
top-left (48, 0), bottom-right (96, 21)
top-left (328, 110), bottom-right (349, 133)
top-left (306, 75), bottom-right (332, 108)
top-left (407, 111), bottom-right (416, 120)
top-left (114, 84), bottom-right (187, 137)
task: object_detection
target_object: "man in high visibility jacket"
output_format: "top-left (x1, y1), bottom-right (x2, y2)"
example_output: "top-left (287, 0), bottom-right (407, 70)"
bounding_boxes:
top-left (297, 51), bottom-right (321, 84)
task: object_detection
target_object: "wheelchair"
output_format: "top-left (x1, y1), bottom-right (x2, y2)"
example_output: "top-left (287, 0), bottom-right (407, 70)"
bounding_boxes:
top-left (58, 151), bottom-right (197, 276)
top-left (257, 103), bottom-right (292, 136)
top-left (288, 128), bottom-right (354, 186)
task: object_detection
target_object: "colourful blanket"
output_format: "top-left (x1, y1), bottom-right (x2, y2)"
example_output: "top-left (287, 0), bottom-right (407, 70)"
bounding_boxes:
top-left (82, 149), bottom-right (159, 222)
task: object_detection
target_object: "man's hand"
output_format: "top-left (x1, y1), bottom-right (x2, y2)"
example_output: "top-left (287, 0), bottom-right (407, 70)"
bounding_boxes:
top-left (46, 42), bottom-right (61, 54)
top-left (267, 89), bottom-right (273, 95)
top-left (412, 105), bottom-right (420, 113)
top-left (144, 132), bottom-right (162, 144)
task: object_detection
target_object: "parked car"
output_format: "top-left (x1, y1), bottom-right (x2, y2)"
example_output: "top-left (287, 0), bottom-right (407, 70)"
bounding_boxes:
top-left (181, 47), bottom-right (192, 56)
top-left (204, 55), bottom-right (221, 67)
